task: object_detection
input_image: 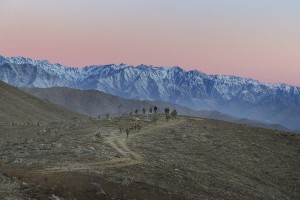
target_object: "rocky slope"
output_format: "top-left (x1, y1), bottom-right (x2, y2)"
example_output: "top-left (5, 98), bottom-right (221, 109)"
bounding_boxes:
top-left (1, 115), bottom-right (299, 199)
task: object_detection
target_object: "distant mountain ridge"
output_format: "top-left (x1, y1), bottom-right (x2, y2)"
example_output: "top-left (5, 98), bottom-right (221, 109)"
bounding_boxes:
top-left (23, 87), bottom-right (290, 132)
top-left (1, 55), bottom-right (299, 130)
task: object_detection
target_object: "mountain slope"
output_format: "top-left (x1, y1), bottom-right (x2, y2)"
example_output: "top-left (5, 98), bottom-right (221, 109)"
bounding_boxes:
top-left (23, 87), bottom-right (290, 131)
top-left (0, 81), bottom-right (87, 124)
top-left (23, 87), bottom-right (220, 117)
top-left (1, 55), bottom-right (299, 130)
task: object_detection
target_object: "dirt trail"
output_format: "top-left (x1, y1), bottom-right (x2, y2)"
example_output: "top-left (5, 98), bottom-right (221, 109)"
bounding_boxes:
top-left (39, 158), bottom-right (139, 173)
top-left (107, 118), bottom-right (184, 157)
top-left (106, 136), bottom-right (143, 162)
top-left (39, 118), bottom-right (185, 173)
top-left (102, 118), bottom-right (185, 167)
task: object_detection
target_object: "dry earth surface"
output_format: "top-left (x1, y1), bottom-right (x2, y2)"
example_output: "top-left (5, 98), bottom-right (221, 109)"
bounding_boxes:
top-left (0, 114), bottom-right (299, 200)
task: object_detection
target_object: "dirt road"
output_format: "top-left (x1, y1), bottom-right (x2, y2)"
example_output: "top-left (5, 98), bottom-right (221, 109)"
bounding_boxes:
top-left (39, 117), bottom-right (185, 173)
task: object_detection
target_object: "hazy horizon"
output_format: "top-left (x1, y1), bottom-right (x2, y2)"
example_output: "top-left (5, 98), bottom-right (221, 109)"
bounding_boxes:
top-left (1, 0), bottom-right (299, 86)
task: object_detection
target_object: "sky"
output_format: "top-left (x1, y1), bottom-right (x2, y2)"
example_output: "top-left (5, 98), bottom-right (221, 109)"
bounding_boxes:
top-left (0, 0), bottom-right (300, 86)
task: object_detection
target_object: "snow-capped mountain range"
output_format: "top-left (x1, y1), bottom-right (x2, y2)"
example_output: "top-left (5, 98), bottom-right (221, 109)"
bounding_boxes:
top-left (1, 55), bottom-right (300, 130)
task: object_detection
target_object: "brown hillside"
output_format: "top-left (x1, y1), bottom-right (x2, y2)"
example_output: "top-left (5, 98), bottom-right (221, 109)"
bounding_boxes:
top-left (0, 115), bottom-right (299, 199)
top-left (24, 87), bottom-right (201, 117)
top-left (24, 87), bottom-right (155, 116)
top-left (0, 81), bottom-right (87, 124)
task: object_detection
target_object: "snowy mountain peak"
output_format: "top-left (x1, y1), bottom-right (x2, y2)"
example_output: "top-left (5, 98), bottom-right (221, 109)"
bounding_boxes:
top-left (2, 56), bottom-right (79, 70)
top-left (0, 55), bottom-right (300, 130)
top-left (0, 55), bottom-right (298, 88)
top-left (118, 63), bottom-right (128, 68)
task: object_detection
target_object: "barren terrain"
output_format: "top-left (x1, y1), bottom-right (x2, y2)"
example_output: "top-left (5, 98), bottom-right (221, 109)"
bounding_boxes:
top-left (0, 114), bottom-right (299, 199)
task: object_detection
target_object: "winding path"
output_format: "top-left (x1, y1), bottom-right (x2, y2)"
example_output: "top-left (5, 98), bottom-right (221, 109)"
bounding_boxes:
top-left (39, 118), bottom-right (184, 173)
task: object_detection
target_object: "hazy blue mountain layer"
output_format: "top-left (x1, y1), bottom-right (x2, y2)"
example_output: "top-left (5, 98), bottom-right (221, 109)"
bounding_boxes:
top-left (1, 55), bottom-right (299, 130)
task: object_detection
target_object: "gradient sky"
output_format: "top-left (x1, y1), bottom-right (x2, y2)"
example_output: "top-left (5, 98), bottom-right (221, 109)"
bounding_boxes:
top-left (1, 0), bottom-right (300, 86)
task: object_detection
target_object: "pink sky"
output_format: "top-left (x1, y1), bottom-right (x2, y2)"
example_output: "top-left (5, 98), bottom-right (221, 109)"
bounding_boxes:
top-left (1, 0), bottom-right (300, 86)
